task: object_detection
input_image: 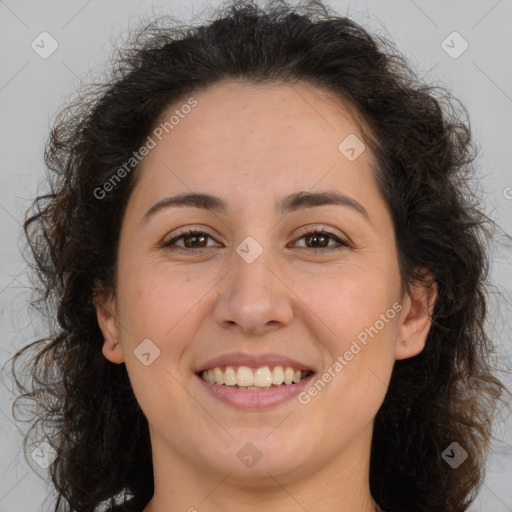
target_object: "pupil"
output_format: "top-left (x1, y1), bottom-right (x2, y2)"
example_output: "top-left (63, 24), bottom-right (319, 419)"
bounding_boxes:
top-left (186, 234), bottom-right (206, 247)
top-left (307, 234), bottom-right (327, 248)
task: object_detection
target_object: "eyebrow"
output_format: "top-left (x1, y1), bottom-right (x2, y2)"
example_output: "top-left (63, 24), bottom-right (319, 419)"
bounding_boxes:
top-left (142, 190), bottom-right (371, 223)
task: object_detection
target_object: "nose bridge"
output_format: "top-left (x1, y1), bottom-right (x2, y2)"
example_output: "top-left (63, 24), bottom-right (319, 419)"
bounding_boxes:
top-left (213, 233), bottom-right (293, 334)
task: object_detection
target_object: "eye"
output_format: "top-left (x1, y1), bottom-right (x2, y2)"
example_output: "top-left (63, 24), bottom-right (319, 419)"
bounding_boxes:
top-left (162, 227), bottom-right (350, 253)
top-left (290, 228), bottom-right (351, 251)
top-left (162, 230), bottom-right (220, 252)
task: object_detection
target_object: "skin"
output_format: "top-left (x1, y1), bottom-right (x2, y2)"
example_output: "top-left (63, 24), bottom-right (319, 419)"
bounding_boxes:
top-left (95, 80), bottom-right (437, 512)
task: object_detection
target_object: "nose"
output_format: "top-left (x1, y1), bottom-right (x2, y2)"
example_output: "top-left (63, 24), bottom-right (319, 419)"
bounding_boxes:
top-left (212, 245), bottom-right (294, 337)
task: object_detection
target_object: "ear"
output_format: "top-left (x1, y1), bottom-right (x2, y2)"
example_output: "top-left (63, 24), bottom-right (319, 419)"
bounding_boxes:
top-left (93, 283), bottom-right (124, 364)
top-left (395, 271), bottom-right (438, 360)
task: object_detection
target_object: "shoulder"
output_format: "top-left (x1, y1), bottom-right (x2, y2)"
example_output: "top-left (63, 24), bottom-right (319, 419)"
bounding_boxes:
top-left (104, 501), bottom-right (141, 512)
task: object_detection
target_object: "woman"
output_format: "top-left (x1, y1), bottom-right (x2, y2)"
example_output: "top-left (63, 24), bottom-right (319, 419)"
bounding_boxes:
top-left (5, 0), bottom-right (510, 511)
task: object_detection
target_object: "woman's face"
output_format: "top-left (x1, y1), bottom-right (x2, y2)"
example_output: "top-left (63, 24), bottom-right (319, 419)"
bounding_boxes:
top-left (97, 80), bottom-right (435, 490)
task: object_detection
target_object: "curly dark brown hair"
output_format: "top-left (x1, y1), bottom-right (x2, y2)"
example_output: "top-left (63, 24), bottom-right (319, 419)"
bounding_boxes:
top-left (3, 0), bottom-right (511, 511)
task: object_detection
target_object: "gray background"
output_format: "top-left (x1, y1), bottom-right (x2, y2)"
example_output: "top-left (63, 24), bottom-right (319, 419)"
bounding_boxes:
top-left (1, 0), bottom-right (511, 511)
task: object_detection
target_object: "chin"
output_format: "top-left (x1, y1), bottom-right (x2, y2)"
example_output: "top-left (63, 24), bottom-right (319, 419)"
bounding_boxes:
top-left (198, 431), bottom-right (315, 482)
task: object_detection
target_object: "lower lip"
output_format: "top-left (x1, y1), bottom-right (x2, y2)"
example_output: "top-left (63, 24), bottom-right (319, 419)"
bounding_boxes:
top-left (195, 373), bottom-right (315, 410)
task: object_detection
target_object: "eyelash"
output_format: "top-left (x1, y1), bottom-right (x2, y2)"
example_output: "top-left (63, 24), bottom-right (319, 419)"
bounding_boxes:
top-left (161, 228), bottom-right (351, 253)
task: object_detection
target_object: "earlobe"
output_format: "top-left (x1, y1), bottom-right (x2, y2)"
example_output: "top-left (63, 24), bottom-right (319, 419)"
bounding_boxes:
top-left (395, 274), bottom-right (438, 361)
top-left (93, 285), bottom-right (124, 364)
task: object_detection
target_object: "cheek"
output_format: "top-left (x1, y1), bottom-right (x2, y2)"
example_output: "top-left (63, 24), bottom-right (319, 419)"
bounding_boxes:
top-left (290, 261), bottom-right (398, 343)
top-left (299, 271), bottom-right (398, 432)
top-left (291, 262), bottom-right (399, 408)
top-left (116, 265), bottom-right (200, 423)
top-left (117, 259), bottom-right (206, 337)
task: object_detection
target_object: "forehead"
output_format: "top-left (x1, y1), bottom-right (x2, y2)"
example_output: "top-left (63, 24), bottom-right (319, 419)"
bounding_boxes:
top-left (162, 79), bottom-right (368, 155)
top-left (130, 80), bottom-right (381, 215)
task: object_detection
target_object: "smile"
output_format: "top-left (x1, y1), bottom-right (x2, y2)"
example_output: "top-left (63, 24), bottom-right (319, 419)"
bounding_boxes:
top-left (196, 365), bottom-right (316, 409)
top-left (199, 365), bottom-right (313, 390)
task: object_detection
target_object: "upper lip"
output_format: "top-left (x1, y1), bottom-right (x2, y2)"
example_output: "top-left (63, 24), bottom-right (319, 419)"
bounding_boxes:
top-left (195, 352), bottom-right (316, 373)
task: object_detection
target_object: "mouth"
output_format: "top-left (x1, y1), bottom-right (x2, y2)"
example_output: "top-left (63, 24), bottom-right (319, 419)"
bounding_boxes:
top-left (196, 365), bottom-right (314, 390)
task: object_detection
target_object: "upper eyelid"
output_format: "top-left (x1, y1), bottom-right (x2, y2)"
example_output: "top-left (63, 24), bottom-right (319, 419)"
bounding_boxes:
top-left (166, 223), bottom-right (346, 238)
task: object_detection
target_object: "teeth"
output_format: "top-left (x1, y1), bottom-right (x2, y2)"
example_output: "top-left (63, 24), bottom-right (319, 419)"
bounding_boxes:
top-left (224, 366), bottom-right (237, 386)
top-left (200, 365), bottom-right (310, 388)
top-left (254, 367), bottom-right (273, 387)
top-left (236, 366), bottom-right (254, 386)
top-left (284, 367), bottom-right (294, 385)
top-left (272, 366), bottom-right (284, 385)
top-left (213, 367), bottom-right (224, 385)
